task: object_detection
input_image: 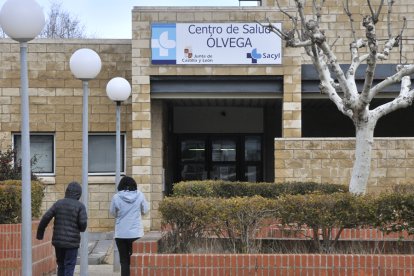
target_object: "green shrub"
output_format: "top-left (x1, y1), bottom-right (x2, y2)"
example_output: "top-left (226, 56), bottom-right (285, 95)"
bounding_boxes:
top-left (159, 196), bottom-right (219, 253)
top-left (158, 191), bottom-right (414, 253)
top-left (375, 192), bottom-right (414, 235)
top-left (0, 147), bottom-right (38, 181)
top-left (159, 195), bottom-right (276, 253)
top-left (172, 180), bottom-right (218, 197)
top-left (213, 196), bottom-right (275, 253)
top-left (0, 180), bottom-right (45, 224)
top-left (173, 180), bottom-right (348, 198)
top-left (268, 192), bottom-right (375, 253)
top-left (390, 183), bottom-right (414, 195)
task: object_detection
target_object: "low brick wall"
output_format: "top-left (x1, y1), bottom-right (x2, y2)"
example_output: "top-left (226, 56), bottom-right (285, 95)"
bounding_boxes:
top-left (130, 230), bottom-right (414, 275)
top-left (131, 254), bottom-right (414, 275)
top-left (0, 221), bottom-right (55, 276)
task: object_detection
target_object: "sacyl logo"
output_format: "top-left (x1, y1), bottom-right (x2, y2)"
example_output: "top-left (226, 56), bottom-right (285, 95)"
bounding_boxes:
top-left (151, 24), bottom-right (177, 64)
top-left (152, 31), bottom-right (176, 57)
top-left (246, 48), bottom-right (262, 63)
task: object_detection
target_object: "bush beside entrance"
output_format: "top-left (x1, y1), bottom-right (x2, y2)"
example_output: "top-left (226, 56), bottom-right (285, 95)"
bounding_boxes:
top-left (0, 180), bottom-right (45, 224)
top-left (159, 181), bottom-right (414, 254)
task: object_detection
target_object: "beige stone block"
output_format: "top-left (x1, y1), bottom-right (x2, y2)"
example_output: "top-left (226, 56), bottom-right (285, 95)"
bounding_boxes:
top-left (63, 114), bottom-right (81, 123)
top-left (88, 219), bottom-right (100, 228)
top-left (206, 11), bottom-right (229, 20)
top-left (35, 122), bottom-right (55, 132)
top-left (90, 192), bottom-right (109, 202)
top-left (284, 141), bottom-right (302, 149)
top-left (276, 168), bottom-right (294, 178)
top-left (293, 150), bottom-right (311, 159)
top-left (339, 138), bottom-right (355, 151)
top-left (394, 139), bottom-right (414, 150)
top-left (99, 219), bottom-right (115, 228)
top-left (285, 159), bottom-right (304, 169)
top-left (330, 150), bottom-right (352, 159)
top-left (337, 159), bottom-right (354, 168)
top-left (99, 184), bottom-right (116, 193)
top-left (88, 209), bottom-right (109, 219)
top-left (387, 149), bottom-right (406, 159)
top-left (292, 168), bottom-right (312, 178)
top-left (100, 201), bottom-right (111, 210)
top-left (275, 159), bottom-right (285, 169)
top-left (0, 96), bottom-right (11, 105)
top-left (151, 184), bottom-right (163, 194)
top-left (283, 120), bottom-right (301, 129)
top-left (283, 102), bottom-right (301, 111)
top-left (132, 129), bottom-right (151, 139)
top-left (386, 168), bottom-right (406, 178)
top-left (89, 201), bottom-right (100, 210)
top-left (2, 88), bottom-right (19, 96)
top-left (302, 141), bottom-right (321, 150)
top-left (90, 123), bottom-right (109, 132)
top-left (283, 128), bottom-right (301, 138)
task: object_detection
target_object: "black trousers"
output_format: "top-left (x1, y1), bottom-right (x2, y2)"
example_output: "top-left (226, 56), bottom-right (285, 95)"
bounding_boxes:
top-left (115, 237), bottom-right (139, 276)
top-left (54, 247), bottom-right (78, 276)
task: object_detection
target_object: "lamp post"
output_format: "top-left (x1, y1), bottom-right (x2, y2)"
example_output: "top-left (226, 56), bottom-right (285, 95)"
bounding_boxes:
top-left (106, 77), bottom-right (131, 272)
top-left (70, 48), bottom-right (102, 276)
top-left (0, 1), bottom-right (44, 275)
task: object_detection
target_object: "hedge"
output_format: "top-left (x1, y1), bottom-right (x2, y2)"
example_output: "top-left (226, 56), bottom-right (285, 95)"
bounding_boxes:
top-left (160, 183), bottom-right (414, 253)
top-left (172, 180), bottom-right (348, 198)
top-left (0, 180), bottom-right (45, 224)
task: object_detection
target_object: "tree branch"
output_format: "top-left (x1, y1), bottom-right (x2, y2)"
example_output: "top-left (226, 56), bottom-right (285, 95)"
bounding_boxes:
top-left (372, 75), bottom-right (414, 121)
top-left (369, 65), bottom-right (414, 101)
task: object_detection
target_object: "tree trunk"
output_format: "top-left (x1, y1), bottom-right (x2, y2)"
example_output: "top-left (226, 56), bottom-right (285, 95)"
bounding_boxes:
top-left (349, 124), bottom-right (375, 194)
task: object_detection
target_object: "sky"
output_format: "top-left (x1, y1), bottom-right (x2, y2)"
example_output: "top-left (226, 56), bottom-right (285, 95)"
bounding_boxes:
top-left (0, 0), bottom-right (259, 39)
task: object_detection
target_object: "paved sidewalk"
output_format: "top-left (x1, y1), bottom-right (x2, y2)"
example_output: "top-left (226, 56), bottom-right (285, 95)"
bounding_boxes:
top-left (73, 264), bottom-right (120, 276)
top-left (52, 232), bottom-right (120, 276)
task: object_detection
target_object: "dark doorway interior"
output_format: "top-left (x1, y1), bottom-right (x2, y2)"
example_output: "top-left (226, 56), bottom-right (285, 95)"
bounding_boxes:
top-left (163, 100), bottom-right (281, 195)
top-left (302, 98), bottom-right (414, 137)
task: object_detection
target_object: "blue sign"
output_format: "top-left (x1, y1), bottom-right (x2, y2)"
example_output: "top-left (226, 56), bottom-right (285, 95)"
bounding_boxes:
top-left (151, 23), bottom-right (177, 64)
top-left (151, 23), bottom-right (282, 65)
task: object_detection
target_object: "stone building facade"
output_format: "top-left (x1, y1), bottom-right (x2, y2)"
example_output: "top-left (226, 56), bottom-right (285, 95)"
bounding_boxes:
top-left (1, 1), bottom-right (414, 232)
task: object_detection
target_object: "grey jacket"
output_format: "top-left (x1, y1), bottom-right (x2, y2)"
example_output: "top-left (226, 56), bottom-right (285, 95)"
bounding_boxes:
top-left (36, 182), bottom-right (87, 248)
top-left (110, 190), bottom-right (149, 238)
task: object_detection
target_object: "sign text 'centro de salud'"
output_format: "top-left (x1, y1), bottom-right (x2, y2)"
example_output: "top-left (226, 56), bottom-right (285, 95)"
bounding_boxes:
top-left (151, 23), bottom-right (282, 65)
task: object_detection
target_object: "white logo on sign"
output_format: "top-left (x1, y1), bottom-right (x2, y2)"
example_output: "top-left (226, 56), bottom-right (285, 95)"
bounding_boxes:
top-left (151, 31), bottom-right (176, 57)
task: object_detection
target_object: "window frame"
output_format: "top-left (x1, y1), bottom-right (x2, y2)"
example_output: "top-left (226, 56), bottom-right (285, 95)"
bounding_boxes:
top-left (88, 133), bottom-right (127, 176)
top-left (12, 133), bottom-right (56, 176)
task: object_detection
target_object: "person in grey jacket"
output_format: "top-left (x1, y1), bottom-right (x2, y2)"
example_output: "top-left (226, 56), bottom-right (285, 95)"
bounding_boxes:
top-left (36, 181), bottom-right (87, 276)
top-left (110, 176), bottom-right (149, 276)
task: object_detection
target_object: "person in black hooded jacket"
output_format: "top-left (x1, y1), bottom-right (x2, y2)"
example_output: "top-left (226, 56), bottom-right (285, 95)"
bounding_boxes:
top-left (36, 181), bottom-right (87, 276)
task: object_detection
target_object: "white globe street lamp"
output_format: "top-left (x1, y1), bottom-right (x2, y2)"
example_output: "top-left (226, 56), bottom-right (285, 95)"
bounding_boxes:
top-left (106, 77), bottom-right (131, 272)
top-left (0, 1), bottom-right (45, 275)
top-left (70, 48), bottom-right (102, 276)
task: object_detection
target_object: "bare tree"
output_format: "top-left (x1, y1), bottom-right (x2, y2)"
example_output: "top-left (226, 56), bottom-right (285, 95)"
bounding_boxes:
top-left (0, 1), bottom-right (86, 39)
top-left (261, 0), bottom-right (414, 194)
top-left (39, 1), bottom-right (86, 39)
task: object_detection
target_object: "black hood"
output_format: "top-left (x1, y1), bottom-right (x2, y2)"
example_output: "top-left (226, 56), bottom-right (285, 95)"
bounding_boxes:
top-left (65, 181), bottom-right (82, 200)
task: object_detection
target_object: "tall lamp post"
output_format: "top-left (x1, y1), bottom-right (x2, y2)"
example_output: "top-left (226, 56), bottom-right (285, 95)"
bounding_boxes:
top-left (0, 1), bottom-right (45, 275)
top-left (70, 48), bottom-right (102, 276)
top-left (106, 77), bottom-right (132, 272)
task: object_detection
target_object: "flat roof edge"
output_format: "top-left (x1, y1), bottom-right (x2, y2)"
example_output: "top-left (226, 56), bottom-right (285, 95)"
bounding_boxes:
top-left (0, 38), bottom-right (132, 44)
top-left (133, 6), bottom-right (274, 12)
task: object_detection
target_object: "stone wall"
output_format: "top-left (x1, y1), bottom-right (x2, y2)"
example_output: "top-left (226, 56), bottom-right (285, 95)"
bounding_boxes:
top-left (0, 39), bottom-right (132, 232)
top-left (1, 1), bottom-right (414, 233)
top-left (132, 6), bottom-right (303, 230)
top-left (275, 138), bottom-right (414, 193)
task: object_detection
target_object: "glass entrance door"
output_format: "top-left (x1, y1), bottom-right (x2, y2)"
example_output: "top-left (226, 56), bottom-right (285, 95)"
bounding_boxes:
top-left (178, 135), bottom-right (262, 183)
top-left (180, 139), bottom-right (207, 180)
top-left (210, 138), bottom-right (237, 181)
